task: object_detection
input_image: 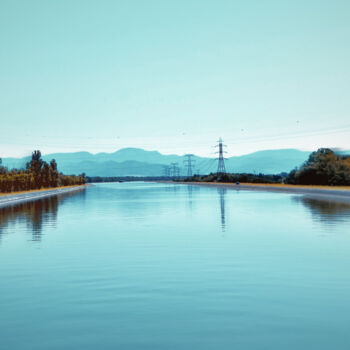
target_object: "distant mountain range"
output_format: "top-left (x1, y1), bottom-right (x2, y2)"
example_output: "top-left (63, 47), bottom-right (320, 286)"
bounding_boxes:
top-left (1, 148), bottom-right (320, 176)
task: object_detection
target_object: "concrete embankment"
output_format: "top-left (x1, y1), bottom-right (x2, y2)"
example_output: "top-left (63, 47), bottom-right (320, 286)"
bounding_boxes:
top-left (173, 182), bottom-right (350, 205)
top-left (0, 185), bottom-right (87, 208)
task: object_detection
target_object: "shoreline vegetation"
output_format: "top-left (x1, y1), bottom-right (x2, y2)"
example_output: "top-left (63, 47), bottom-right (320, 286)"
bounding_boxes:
top-left (0, 150), bottom-right (86, 194)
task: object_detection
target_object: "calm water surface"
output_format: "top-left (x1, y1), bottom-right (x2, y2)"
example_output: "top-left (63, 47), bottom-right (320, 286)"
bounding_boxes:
top-left (1, 182), bottom-right (350, 349)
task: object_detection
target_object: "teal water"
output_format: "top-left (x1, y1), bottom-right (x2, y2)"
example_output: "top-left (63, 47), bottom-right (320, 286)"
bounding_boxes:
top-left (1, 182), bottom-right (350, 349)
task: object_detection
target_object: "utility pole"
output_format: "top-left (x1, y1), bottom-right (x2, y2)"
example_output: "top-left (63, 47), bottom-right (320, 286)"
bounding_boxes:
top-left (215, 137), bottom-right (227, 175)
top-left (183, 154), bottom-right (195, 177)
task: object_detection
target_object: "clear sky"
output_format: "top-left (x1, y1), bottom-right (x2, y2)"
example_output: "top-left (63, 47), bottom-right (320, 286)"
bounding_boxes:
top-left (1, 0), bottom-right (349, 157)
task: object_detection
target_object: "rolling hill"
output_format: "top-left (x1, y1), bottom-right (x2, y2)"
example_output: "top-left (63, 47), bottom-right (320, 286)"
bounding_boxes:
top-left (2, 148), bottom-right (315, 176)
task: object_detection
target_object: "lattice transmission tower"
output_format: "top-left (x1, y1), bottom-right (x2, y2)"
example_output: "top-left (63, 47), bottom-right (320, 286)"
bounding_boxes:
top-left (170, 163), bottom-right (180, 178)
top-left (215, 137), bottom-right (227, 175)
top-left (163, 165), bottom-right (170, 177)
top-left (183, 154), bottom-right (195, 177)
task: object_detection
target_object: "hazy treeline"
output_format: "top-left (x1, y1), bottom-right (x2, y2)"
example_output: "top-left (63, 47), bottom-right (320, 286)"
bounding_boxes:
top-left (286, 148), bottom-right (350, 186)
top-left (181, 172), bottom-right (286, 184)
top-left (86, 176), bottom-right (170, 183)
top-left (87, 174), bottom-right (284, 184)
top-left (0, 150), bottom-right (86, 193)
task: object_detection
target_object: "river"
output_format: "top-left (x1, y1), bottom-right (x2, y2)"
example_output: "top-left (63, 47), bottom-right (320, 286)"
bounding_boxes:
top-left (1, 182), bottom-right (350, 349)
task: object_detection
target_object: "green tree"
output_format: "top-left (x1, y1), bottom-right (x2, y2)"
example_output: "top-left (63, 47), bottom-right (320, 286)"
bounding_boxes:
top-left (0, 158), bottom-right (7, 175)
top-left (287, 148), bottom-right (350, 185)
top-left (42, 162), bottom-right (51, 188)
top-left (49, 159), bottom-right (59, 187)
top-left (26, 150), bottom-right (43, 188)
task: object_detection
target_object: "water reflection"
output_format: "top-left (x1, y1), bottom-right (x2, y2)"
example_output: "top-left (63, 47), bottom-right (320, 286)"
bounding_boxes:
top-left (293, 195), bottom-right (350, 225)
top-left (0, 189), bottom-right (86, 242)
top-left (217, 187), bottom-right (227, 232)
top-left (187, 185), bottom-right (193, 210)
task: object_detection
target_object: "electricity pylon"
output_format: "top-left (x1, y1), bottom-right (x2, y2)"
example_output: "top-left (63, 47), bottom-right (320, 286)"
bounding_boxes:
top-left (170, 163), bottom-right (180, 178)
top-left (163, 165), bottom-right (170, 177)
top-left (183, 154), bottom-right (195, 177)
top-left (215, 137), bottom-right (227, 175)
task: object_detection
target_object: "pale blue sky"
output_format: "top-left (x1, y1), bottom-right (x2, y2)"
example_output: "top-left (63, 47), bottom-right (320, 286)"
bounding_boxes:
top-left (1, 0), bottom-right (349, 157)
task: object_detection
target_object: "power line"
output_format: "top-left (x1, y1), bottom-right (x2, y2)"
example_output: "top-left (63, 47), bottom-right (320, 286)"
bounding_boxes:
top-left (196, 158), bottom-right (217, 175)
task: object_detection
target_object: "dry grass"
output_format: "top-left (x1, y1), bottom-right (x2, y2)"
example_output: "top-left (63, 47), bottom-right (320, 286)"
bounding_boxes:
top-left (194, 182), bottom-right (350, 191)
top-left (242, 183), bottom-right (350, 191)
top-left (0, 185), bottom-right (86, 197)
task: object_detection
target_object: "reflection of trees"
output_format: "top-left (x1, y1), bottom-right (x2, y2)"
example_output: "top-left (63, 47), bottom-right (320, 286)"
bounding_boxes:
top-left (293, 196), bottom-right (350, 225)
top-left (0, 189), bottom-right (86, 242)
top-left (0, 197), bottom-right (58, 241)
top-left (217, 187), bottom-right (227, 232)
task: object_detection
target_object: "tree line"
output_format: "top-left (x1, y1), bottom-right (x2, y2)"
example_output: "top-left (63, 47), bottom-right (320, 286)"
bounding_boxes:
top-left (86, 176), bottom-right (171, 183)
top-left (180, 172), bottom-right (286, 184)
top-left (0, 150), bottom-right (86, 193)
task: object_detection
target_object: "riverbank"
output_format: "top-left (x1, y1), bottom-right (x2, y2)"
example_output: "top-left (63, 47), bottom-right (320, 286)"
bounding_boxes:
top-left (172, 181), bottom-right (350, 204)
top-left (0, 185), bottom-right (87, 208)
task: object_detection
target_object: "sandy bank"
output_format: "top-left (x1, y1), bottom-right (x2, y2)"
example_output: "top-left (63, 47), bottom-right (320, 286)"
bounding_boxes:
top-left (0, 185), bottom-right (87, 208)
top-left (172, 181), bottom-right (350, 204)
